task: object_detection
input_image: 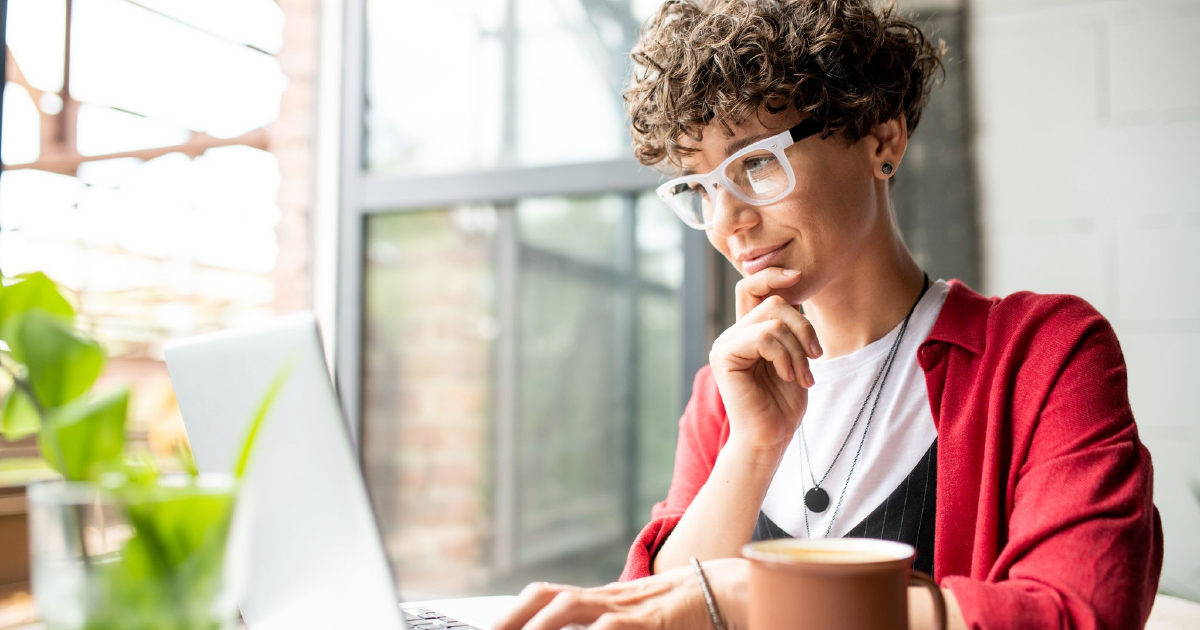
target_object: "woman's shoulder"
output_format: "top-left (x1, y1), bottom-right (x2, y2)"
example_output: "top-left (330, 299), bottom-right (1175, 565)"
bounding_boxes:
top-left (941, 280), bottom-right (1113, 343)
top-left (936, 282), bottom-right (1133, 437)
top-left (936, 280), bottom-right (1121, 370)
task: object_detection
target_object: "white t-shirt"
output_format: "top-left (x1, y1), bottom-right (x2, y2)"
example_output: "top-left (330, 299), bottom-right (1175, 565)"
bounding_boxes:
top-left (759, 279), bottom-right (950, 539)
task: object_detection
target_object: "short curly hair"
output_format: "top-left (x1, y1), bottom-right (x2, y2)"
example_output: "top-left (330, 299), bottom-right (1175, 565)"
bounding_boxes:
top-left (624, 0), bottom-right (945, 167)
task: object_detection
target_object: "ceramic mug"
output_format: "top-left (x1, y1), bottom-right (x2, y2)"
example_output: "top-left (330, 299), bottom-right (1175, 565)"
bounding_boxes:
top-left (742, 538), bottom-right (945, 630)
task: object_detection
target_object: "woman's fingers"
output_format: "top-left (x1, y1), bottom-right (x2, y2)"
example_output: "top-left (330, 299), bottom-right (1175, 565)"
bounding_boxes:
top-left (714, 318), bottom-right (812, 386)
top-left (725, 296), bottom-right (821, 383)
top-left (756, 320), bottom-right (807, 385)
top-left (494, 583), bottom-right (580, 630)
top-left (735, 268), bottom-right (802, 319)
top-left (493, 570), bottom-right (702, 630)
top-left (520, 588), bottom-right (617, 630)
top-left (750, 295), bottom-right (822, 359)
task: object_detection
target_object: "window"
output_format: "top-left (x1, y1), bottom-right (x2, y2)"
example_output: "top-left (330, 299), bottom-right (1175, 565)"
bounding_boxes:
top-left (345, 0), bottom-right (705, 597)
top-left (361, 193), bottom-right (684, 594)
top-left (0, 0), bottom-right (314, 477)
top-left (364, 0), bottom-right (651, 175)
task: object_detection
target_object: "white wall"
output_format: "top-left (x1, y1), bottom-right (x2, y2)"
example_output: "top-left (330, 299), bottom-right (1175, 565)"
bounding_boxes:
top-left (969, 0), bottom-right (1200, 600)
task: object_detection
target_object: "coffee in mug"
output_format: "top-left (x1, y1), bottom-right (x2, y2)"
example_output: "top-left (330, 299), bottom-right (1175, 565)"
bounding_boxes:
top-left (742, 538), bottom-right (945, 630)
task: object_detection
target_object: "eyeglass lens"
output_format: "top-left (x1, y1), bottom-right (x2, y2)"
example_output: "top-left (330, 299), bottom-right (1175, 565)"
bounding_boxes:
top-left (664, 150), bottom-right (790, 226)
top-left (725, 150), bottom-right (789, 199)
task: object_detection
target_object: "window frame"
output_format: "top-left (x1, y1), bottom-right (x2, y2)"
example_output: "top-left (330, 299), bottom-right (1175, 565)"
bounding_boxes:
top-left (318, 0), bottom-right (716, 581)
top-left (321, 0), bottom-right (712, 449)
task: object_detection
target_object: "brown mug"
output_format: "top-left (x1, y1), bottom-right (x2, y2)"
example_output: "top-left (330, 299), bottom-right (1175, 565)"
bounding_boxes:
top-left (742, 538), bottom-right (946, 630)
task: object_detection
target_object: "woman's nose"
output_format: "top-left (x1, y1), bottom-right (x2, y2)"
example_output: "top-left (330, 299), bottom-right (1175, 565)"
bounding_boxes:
top-left (708, 185), bottom-right (760, 237)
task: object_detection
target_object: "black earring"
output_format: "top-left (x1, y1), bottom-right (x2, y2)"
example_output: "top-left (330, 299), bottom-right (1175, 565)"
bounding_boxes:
top-left (881, 162), bottom-right (894, 175)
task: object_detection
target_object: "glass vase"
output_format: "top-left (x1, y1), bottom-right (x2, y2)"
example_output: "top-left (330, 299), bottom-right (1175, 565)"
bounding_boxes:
top-left (27, 475), bottom-right (248, 630)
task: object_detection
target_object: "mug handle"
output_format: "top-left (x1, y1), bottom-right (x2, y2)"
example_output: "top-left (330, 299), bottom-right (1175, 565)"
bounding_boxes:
top-left (910, 571), bottom-right (946, 630)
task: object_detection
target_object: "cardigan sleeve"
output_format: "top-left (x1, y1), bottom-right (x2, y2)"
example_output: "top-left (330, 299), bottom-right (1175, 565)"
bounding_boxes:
top-left (944, 300), bottom-right (1163, 629)
top-left (620, 366), bottom-right (729, 581)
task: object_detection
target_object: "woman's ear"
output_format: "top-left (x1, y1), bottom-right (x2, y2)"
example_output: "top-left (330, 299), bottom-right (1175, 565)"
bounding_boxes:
top-left (868, 116), bottom-right (908, 181)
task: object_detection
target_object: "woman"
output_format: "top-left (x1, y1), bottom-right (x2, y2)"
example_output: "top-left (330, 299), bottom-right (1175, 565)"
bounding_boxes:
top-left (496, 1), bottom-right (1162, 628)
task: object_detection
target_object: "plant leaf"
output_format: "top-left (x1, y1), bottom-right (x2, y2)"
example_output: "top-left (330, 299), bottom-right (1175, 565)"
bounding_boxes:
top-left (121, 451), bottom-right (160, 486)
top-left (0, 272), bottom-right (74, 351)
top-left (125, 485), bottom-right (236, 570)
top-left (177, 439), bottom-right (199, 478)
top-left (89, 485), bottom-right (237, 629)
top-left (15, 312), bottom-right (104, 410)
top-left (0, 388), bottom-right (41, 441)
top-left (39, 388), bottom-right (128, 480)
top-left (235, 357), bottom-right (296, 479)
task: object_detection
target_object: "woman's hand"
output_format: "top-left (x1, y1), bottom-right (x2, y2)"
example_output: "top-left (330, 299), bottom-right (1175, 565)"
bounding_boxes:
top-left (710, 268), bottom-right (821, 455)
top-left (493, 559), bottom-right (750, 630)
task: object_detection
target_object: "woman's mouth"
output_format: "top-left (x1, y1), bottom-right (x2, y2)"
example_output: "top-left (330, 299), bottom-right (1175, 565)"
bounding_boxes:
top-left (738, 241), bottom-right (791, 275)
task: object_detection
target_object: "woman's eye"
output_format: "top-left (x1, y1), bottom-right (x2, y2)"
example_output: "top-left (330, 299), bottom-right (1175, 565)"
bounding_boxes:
top-left (744, 156), bottom-right (774, 173)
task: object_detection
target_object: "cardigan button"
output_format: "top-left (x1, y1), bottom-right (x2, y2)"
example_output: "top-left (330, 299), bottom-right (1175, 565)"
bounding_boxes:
top-left (918, 345), bottom-right (940, 368)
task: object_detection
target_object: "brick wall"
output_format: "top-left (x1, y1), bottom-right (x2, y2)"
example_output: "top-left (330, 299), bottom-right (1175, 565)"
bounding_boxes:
top-left (270, 0), bottom-right (318, 316)
top-left (361, 210), bottom-right (497, 597)
top-left (969, 0), bottom-right (1200, 599)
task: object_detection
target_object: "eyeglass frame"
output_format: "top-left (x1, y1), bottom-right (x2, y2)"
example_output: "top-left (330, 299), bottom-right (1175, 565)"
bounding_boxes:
top-left (655, 117), bottom-right (825, 230)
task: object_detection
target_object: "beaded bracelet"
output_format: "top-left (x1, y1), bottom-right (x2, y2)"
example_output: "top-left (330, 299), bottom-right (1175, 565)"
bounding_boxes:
top-left (689, 557), bottom-right (727, 630)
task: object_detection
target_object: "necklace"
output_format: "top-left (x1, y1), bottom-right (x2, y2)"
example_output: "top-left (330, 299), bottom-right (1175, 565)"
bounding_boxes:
top-left (799, 273), bottom-right (930, 528)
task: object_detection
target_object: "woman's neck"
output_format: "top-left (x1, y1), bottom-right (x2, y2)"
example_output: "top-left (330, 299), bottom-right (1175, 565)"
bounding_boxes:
top-left (800, 227), bottom-right (926, 359)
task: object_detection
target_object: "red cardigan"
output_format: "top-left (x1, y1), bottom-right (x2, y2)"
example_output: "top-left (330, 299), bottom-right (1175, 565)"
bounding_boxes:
top-left (620, 281), bottom-right (1163, 629)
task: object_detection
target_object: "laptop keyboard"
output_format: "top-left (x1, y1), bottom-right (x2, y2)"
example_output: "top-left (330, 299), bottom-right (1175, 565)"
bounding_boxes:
top-left (404, 608), bottom-right (483, 630)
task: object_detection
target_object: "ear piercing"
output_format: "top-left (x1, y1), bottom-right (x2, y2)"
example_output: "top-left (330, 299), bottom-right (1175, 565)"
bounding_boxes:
top-left (881, 162), bottom-right (894, 175)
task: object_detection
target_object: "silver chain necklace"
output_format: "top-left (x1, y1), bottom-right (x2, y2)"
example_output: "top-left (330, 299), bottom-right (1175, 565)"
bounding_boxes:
top-left (799, 273), bottom-right (929, 538)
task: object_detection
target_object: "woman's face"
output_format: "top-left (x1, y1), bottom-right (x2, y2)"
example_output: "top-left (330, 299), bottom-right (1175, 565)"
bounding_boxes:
top-left (679, 110), bottom-right (893, 305)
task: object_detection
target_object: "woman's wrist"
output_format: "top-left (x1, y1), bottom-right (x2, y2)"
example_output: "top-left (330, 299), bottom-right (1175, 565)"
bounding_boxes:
top-left (722, 434), bottom-right (790, 469)
top-left (699, 558), bottom-right (750, 630)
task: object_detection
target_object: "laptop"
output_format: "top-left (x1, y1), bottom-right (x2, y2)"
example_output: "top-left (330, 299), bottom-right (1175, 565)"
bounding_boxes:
top-left (164, 312), bottom-right (517, 630)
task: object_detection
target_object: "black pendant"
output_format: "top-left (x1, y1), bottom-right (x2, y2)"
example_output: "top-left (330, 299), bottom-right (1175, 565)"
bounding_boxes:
top-left (805, 487), bottom-right (830, 513)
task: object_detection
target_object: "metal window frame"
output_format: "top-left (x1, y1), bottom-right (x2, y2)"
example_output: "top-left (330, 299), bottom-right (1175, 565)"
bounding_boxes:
top-left (316, 0), bottom-right (716, 582)
top-left (320, 0), bottom-right (711, 450)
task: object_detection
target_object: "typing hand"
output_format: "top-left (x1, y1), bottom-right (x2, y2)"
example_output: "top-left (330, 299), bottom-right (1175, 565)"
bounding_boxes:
top-left (492, 559), bottom-right (749, 630)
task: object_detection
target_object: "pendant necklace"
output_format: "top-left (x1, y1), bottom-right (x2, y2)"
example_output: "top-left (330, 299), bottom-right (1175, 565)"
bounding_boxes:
top-left (798, 273), bottom-right (930, 538)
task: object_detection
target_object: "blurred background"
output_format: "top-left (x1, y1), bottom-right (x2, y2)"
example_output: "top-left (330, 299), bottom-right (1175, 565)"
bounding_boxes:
top-left (0, 0), bottom-right (1196, 615)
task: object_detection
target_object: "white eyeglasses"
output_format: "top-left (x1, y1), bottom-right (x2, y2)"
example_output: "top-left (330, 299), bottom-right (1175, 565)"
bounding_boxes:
top-left (656, 118), bottom-right (823, 230)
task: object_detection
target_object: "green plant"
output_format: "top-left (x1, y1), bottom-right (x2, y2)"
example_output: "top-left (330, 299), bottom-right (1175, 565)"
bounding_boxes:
top-left (0, 271), bottom-right (290, 630)
top-left (0, 272), bottom-right (114, 475)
